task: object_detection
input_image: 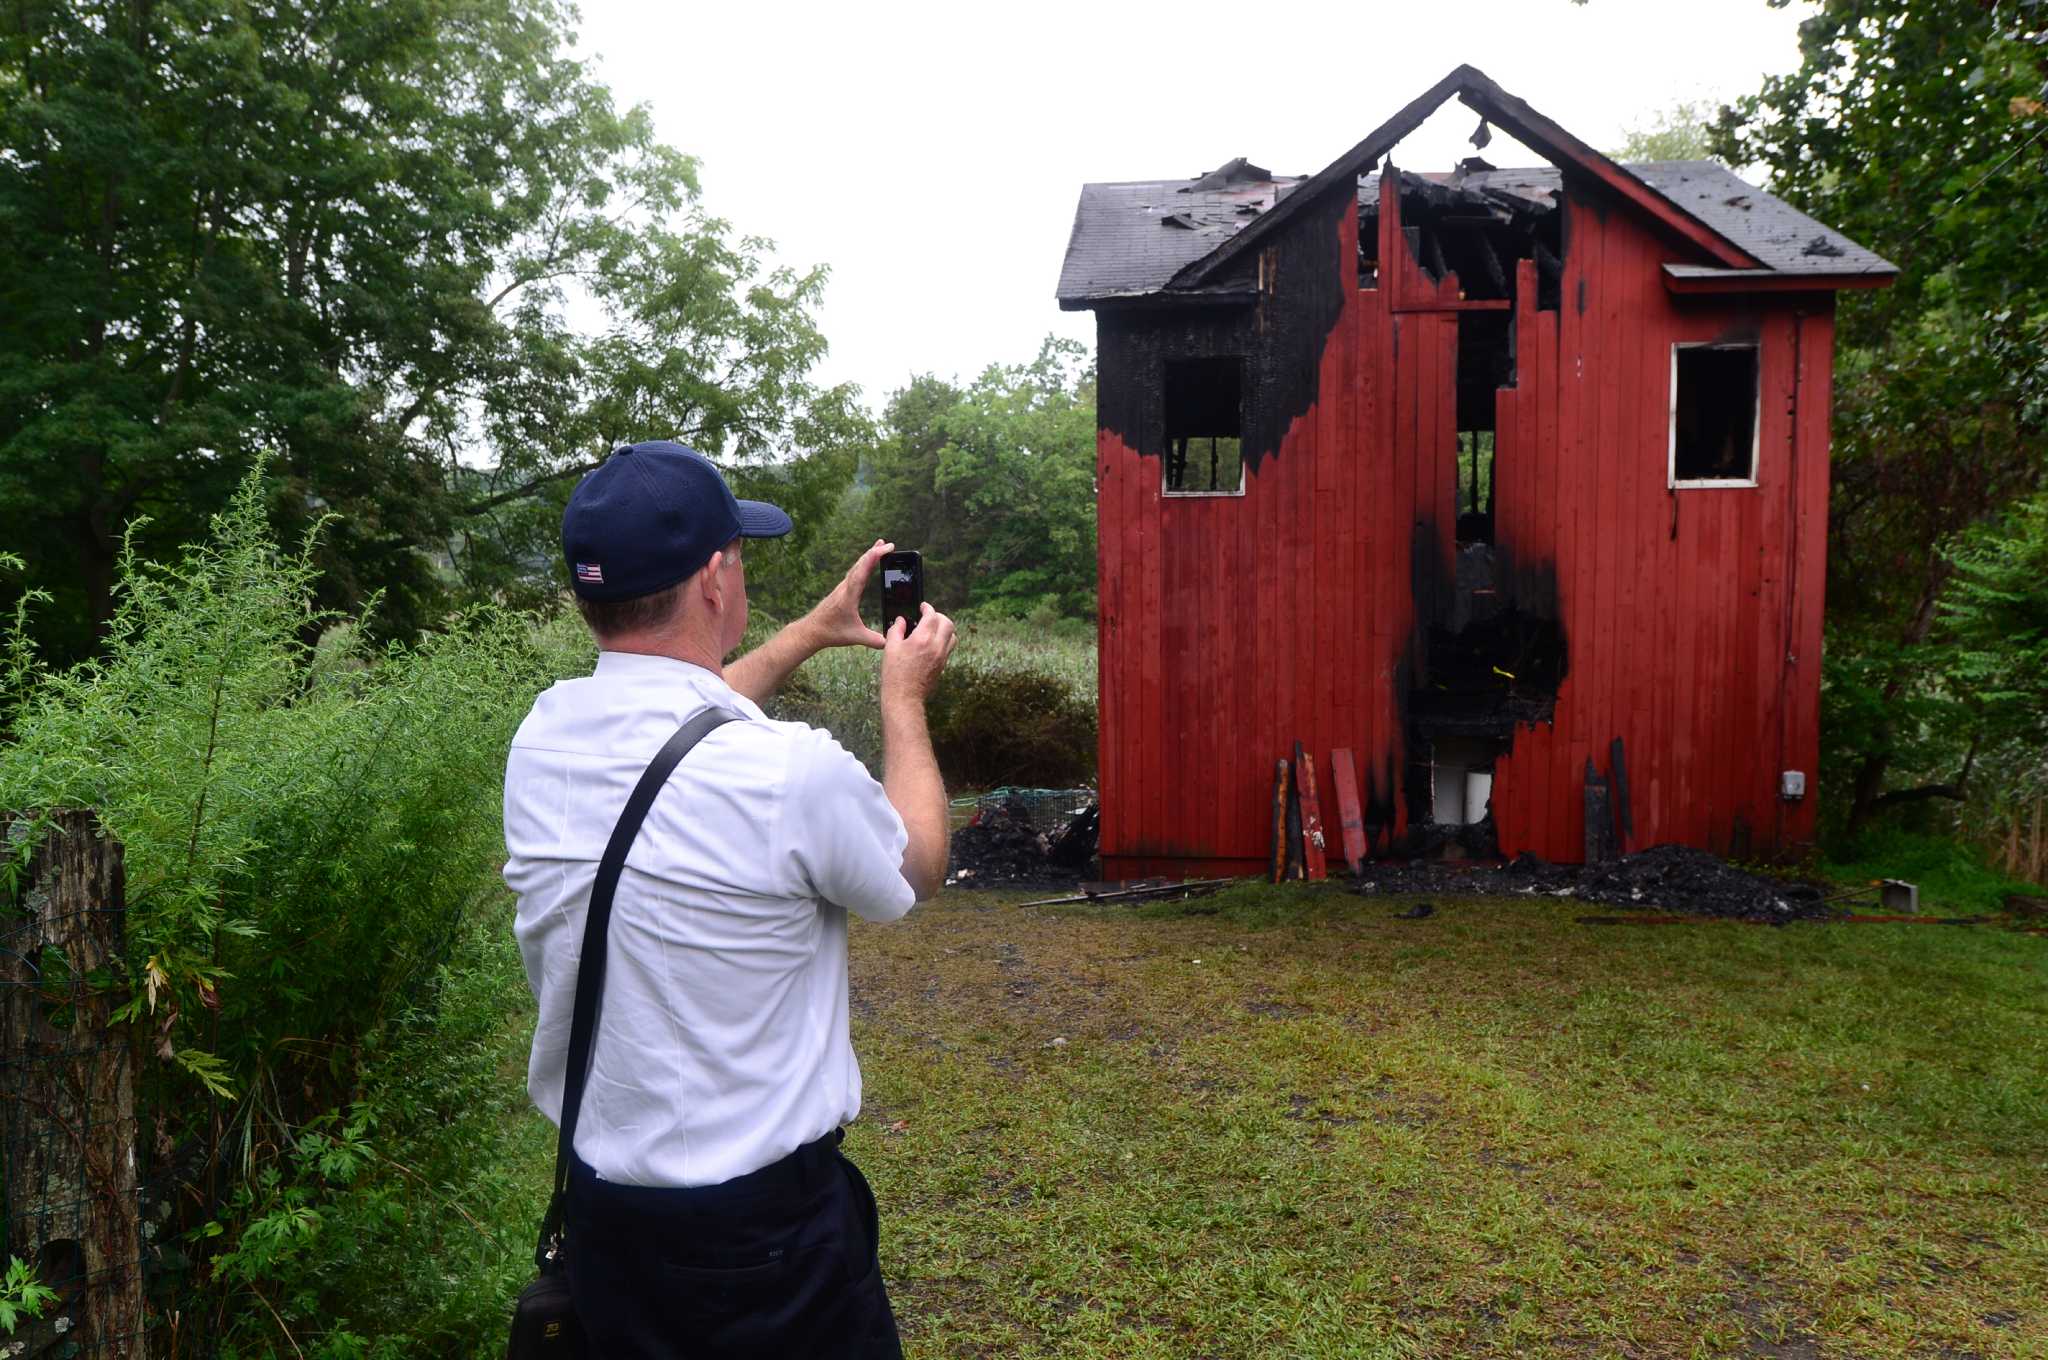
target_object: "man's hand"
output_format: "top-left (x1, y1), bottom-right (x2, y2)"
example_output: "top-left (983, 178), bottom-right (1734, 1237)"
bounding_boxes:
top-left (727, 540), bottom-right (895, 704)
top-left (881, 603), bottom-right (957, 708)
top-left (802, 539), bottom-right (894, 653)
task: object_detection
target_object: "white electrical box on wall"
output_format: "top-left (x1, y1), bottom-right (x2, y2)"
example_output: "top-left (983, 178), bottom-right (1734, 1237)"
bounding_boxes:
top-left (1780, 770), bottom-right (1807, 800)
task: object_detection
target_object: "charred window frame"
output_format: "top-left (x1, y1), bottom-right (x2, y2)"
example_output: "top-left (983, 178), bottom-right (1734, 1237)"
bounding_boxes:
top-left (1669, 342), bottom-right (1761, 488)
top-left (1163, 356), bottom-right (1246, 497)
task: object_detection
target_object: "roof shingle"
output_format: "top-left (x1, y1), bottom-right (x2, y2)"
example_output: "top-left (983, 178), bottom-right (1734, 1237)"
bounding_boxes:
top-left (1057, 160), bottom-right (1894, 307)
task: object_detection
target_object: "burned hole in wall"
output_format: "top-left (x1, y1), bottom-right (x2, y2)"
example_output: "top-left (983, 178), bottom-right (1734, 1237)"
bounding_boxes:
top-left (1360, 167), bottom-right (1563, 306)
top-left (1401, 527), bottom-right (1569, 858)
top-left (1163, 356), bottom-right (1245, 495)
top-left (1455, 312), bottom-right (1513, 545)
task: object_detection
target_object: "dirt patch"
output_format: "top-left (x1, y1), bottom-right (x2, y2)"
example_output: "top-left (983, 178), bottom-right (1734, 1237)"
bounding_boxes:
top-left (1348, 844), bottom-right (1832, 923)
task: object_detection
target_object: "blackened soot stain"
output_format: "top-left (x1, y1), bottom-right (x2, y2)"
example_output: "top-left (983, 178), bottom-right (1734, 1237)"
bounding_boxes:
top-left (1095, 186), bottom-right (1351, 475)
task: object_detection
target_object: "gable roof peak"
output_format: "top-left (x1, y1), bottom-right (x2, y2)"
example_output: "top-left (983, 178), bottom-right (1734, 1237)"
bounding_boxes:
top-left (1167, 65), bottom-right (1762, 290)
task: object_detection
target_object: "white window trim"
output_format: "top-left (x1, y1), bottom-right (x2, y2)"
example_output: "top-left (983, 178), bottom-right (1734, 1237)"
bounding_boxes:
top-left (1161, 438), bottom-right (1248, 498)
top-left (1668, 340), bottom-right (1762, 490)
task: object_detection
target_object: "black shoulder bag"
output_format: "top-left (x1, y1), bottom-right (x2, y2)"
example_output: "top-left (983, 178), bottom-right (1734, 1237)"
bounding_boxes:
top-left (506, 707), bottom-right (740, 1359)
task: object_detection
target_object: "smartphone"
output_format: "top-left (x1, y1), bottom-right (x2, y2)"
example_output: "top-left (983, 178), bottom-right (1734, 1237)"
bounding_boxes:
top-left (878, 550), bottom-right (924, 634)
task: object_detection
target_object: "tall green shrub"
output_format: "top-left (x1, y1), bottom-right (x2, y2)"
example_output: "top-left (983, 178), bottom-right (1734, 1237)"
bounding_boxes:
top-left (0, 466), bottom-right (583, 1353)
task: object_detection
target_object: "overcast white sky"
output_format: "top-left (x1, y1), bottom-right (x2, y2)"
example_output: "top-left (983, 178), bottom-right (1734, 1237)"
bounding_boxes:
top-left (572, 0), bottom-right (1813, 411)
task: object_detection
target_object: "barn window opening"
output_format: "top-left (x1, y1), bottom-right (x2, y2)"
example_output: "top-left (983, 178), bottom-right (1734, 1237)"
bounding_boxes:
top-left (1361, 165), bottom-right (1564, 306)
top-left (1671, 342), bottom-right (1759, 485)
top-left (1163, 356), bottom-right (1245, 495)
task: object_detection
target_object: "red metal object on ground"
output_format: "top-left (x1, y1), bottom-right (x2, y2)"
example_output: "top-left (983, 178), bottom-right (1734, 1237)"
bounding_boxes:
top-left (1294, 742), bottom-right (1328, 881)
top-left (1329, 748), bottom-right (1367, 875)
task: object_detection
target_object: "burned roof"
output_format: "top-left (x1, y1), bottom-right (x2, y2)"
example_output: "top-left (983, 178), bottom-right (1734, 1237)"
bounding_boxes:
top-left (1058, 66), bottom-right (1895, 309)
top-left (1056, 173), bottom-right (1306, 306)
top-left (1057, 159), bottom-right (1893, 307)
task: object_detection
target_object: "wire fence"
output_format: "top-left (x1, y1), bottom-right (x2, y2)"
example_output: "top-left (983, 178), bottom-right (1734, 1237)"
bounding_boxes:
top-left (956, 786), bottom-right (1097, 832)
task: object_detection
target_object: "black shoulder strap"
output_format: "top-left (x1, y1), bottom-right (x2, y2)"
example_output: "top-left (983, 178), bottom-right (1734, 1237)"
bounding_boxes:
top-left (535, 706), bottom-right (740, 1268)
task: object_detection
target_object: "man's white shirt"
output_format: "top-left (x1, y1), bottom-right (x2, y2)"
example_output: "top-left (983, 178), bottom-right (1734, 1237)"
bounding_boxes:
top-left (504, 650), bottom-right (915, 1188)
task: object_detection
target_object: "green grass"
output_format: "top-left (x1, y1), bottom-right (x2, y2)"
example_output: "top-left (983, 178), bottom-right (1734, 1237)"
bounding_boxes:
top-left (842, 886), bottom-right (2048, 1359)
top-left (1821, 827), bottom-right (2043, 915)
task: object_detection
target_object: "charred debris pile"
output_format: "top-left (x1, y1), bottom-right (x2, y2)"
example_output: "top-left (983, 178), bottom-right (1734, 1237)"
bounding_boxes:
top-left (1348, 844), bottom-right (1832, 924)
top-left (947, 793), bottom-right (1100, 889)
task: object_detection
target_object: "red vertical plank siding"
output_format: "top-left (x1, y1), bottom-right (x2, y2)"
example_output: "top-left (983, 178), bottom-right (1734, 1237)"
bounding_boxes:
top-left (1249, 380), bottom-right (1275, 863)
top-left (1560, 206), bottom-right (1600, 858)
top-left (1757, 316), bottom-right (1794, 848)
top-left (1163, 493), bottom-right (1186, 861)
top-left (1608, 216), bottom-right (1641, 843)
top-left (1364, 282), bottom-right (1396, 821)
top-left (1539, 303), bottom-right (1563, 857)
top-left (1643, 316), bottom-right (1675, 844)
top-left (1626, 224), bottom-right (1661, 846)
top-left (1097, 426), bottom-right (1122, 865)
top-left (1137, 410), bottom-right (1162, 860)
top-left (1738, 319), bottom-right (1784, 845)
top-left (1329, 209), bottom-right (1357, 753)
top-left (1635, 235), bottom-right (1667, 831)
top-left (1114, 418), bottom-right (1137, 866)
top-left (1095, 174), bottom-right (1836, 874)
top-left (1786, 305), bottom-right (1833, 849)
top-left (1590, 212), bottom-right (1626, 799)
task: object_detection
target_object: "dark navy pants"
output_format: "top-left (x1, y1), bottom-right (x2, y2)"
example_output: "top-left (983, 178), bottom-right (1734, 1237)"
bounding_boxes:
top-left (565, 1130), bottom-right (903, 1359)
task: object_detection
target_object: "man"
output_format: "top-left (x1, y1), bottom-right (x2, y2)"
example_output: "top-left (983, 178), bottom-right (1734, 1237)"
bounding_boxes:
top-left (503, 440), bottom-right (954, 1358)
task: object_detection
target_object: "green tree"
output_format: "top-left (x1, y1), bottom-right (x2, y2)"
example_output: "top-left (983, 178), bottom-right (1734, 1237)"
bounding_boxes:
top-left (857, 374), bottom-right (972, 611)
top-left (935, 336), bottom-right (1098, 619)
top-left (1717, 0), bottom-right (2048, 832)
top-left (1944, 492), bottom-right (2048, 752)
top-left (829, 342), bottom-right (1098, 624)
top-left (1610, 99), bottom-right (1721, 162)
top-left (0, 0), bottom-right (866, 663)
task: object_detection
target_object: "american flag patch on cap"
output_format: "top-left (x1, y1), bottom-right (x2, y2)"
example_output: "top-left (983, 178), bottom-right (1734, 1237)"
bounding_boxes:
top-left (575, 562), bottom-right (604, 584)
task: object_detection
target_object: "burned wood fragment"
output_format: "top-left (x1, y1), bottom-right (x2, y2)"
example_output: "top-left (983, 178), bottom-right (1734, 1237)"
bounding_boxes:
top-left (1285, 757), bottom-right (1306, 881)
top-left (1295, 743), bottom-right (1328, 881)
top-left (1582, 758), bottom-right (1614, 864)
top-left (1329, 748), bottom-right (1368, 876)
top-left (1270, 759), bottom-right (1293, 884)
top-left (1609, 737), bottom-right (1633, 852)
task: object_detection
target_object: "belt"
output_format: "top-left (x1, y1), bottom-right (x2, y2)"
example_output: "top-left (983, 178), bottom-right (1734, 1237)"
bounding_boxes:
top-left (569, 1128), bottom-right (846, 1218)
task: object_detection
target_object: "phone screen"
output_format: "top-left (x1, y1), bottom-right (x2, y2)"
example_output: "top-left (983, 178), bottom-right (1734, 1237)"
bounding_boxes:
top-left (879, 552), bottom-right (922, 633)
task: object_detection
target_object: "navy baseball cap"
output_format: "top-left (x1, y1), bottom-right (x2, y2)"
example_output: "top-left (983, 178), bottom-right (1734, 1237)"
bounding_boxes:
top-left (562, 440), bottom-right (792, 601)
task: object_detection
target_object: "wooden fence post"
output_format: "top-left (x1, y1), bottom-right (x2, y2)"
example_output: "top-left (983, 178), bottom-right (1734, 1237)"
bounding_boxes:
top-left (1, 810), bottom-right (147, 1358)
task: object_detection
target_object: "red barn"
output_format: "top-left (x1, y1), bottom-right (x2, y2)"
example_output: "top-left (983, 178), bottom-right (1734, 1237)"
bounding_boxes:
top-left (1056, 67), bottom-right (1896, 878)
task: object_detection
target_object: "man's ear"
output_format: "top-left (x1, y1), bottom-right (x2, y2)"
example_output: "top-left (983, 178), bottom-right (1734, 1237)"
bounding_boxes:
top-left (695, 551), bottom-right (726, 610)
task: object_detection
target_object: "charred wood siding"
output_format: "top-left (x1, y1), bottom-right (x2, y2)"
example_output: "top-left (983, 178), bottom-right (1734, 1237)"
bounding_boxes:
top-left (1095, 173), bottom-right (1833, 876)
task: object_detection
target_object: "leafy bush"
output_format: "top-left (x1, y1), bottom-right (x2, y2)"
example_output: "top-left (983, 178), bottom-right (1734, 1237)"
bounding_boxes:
top-left (760, 613), bottom-right (1096, 790)
top-left (0, 467), bottom-right (581, 1354)
top-left (201, 909), bottom-right (552, 1358)
top-left (927, 665), bottom-right (1097, 790)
